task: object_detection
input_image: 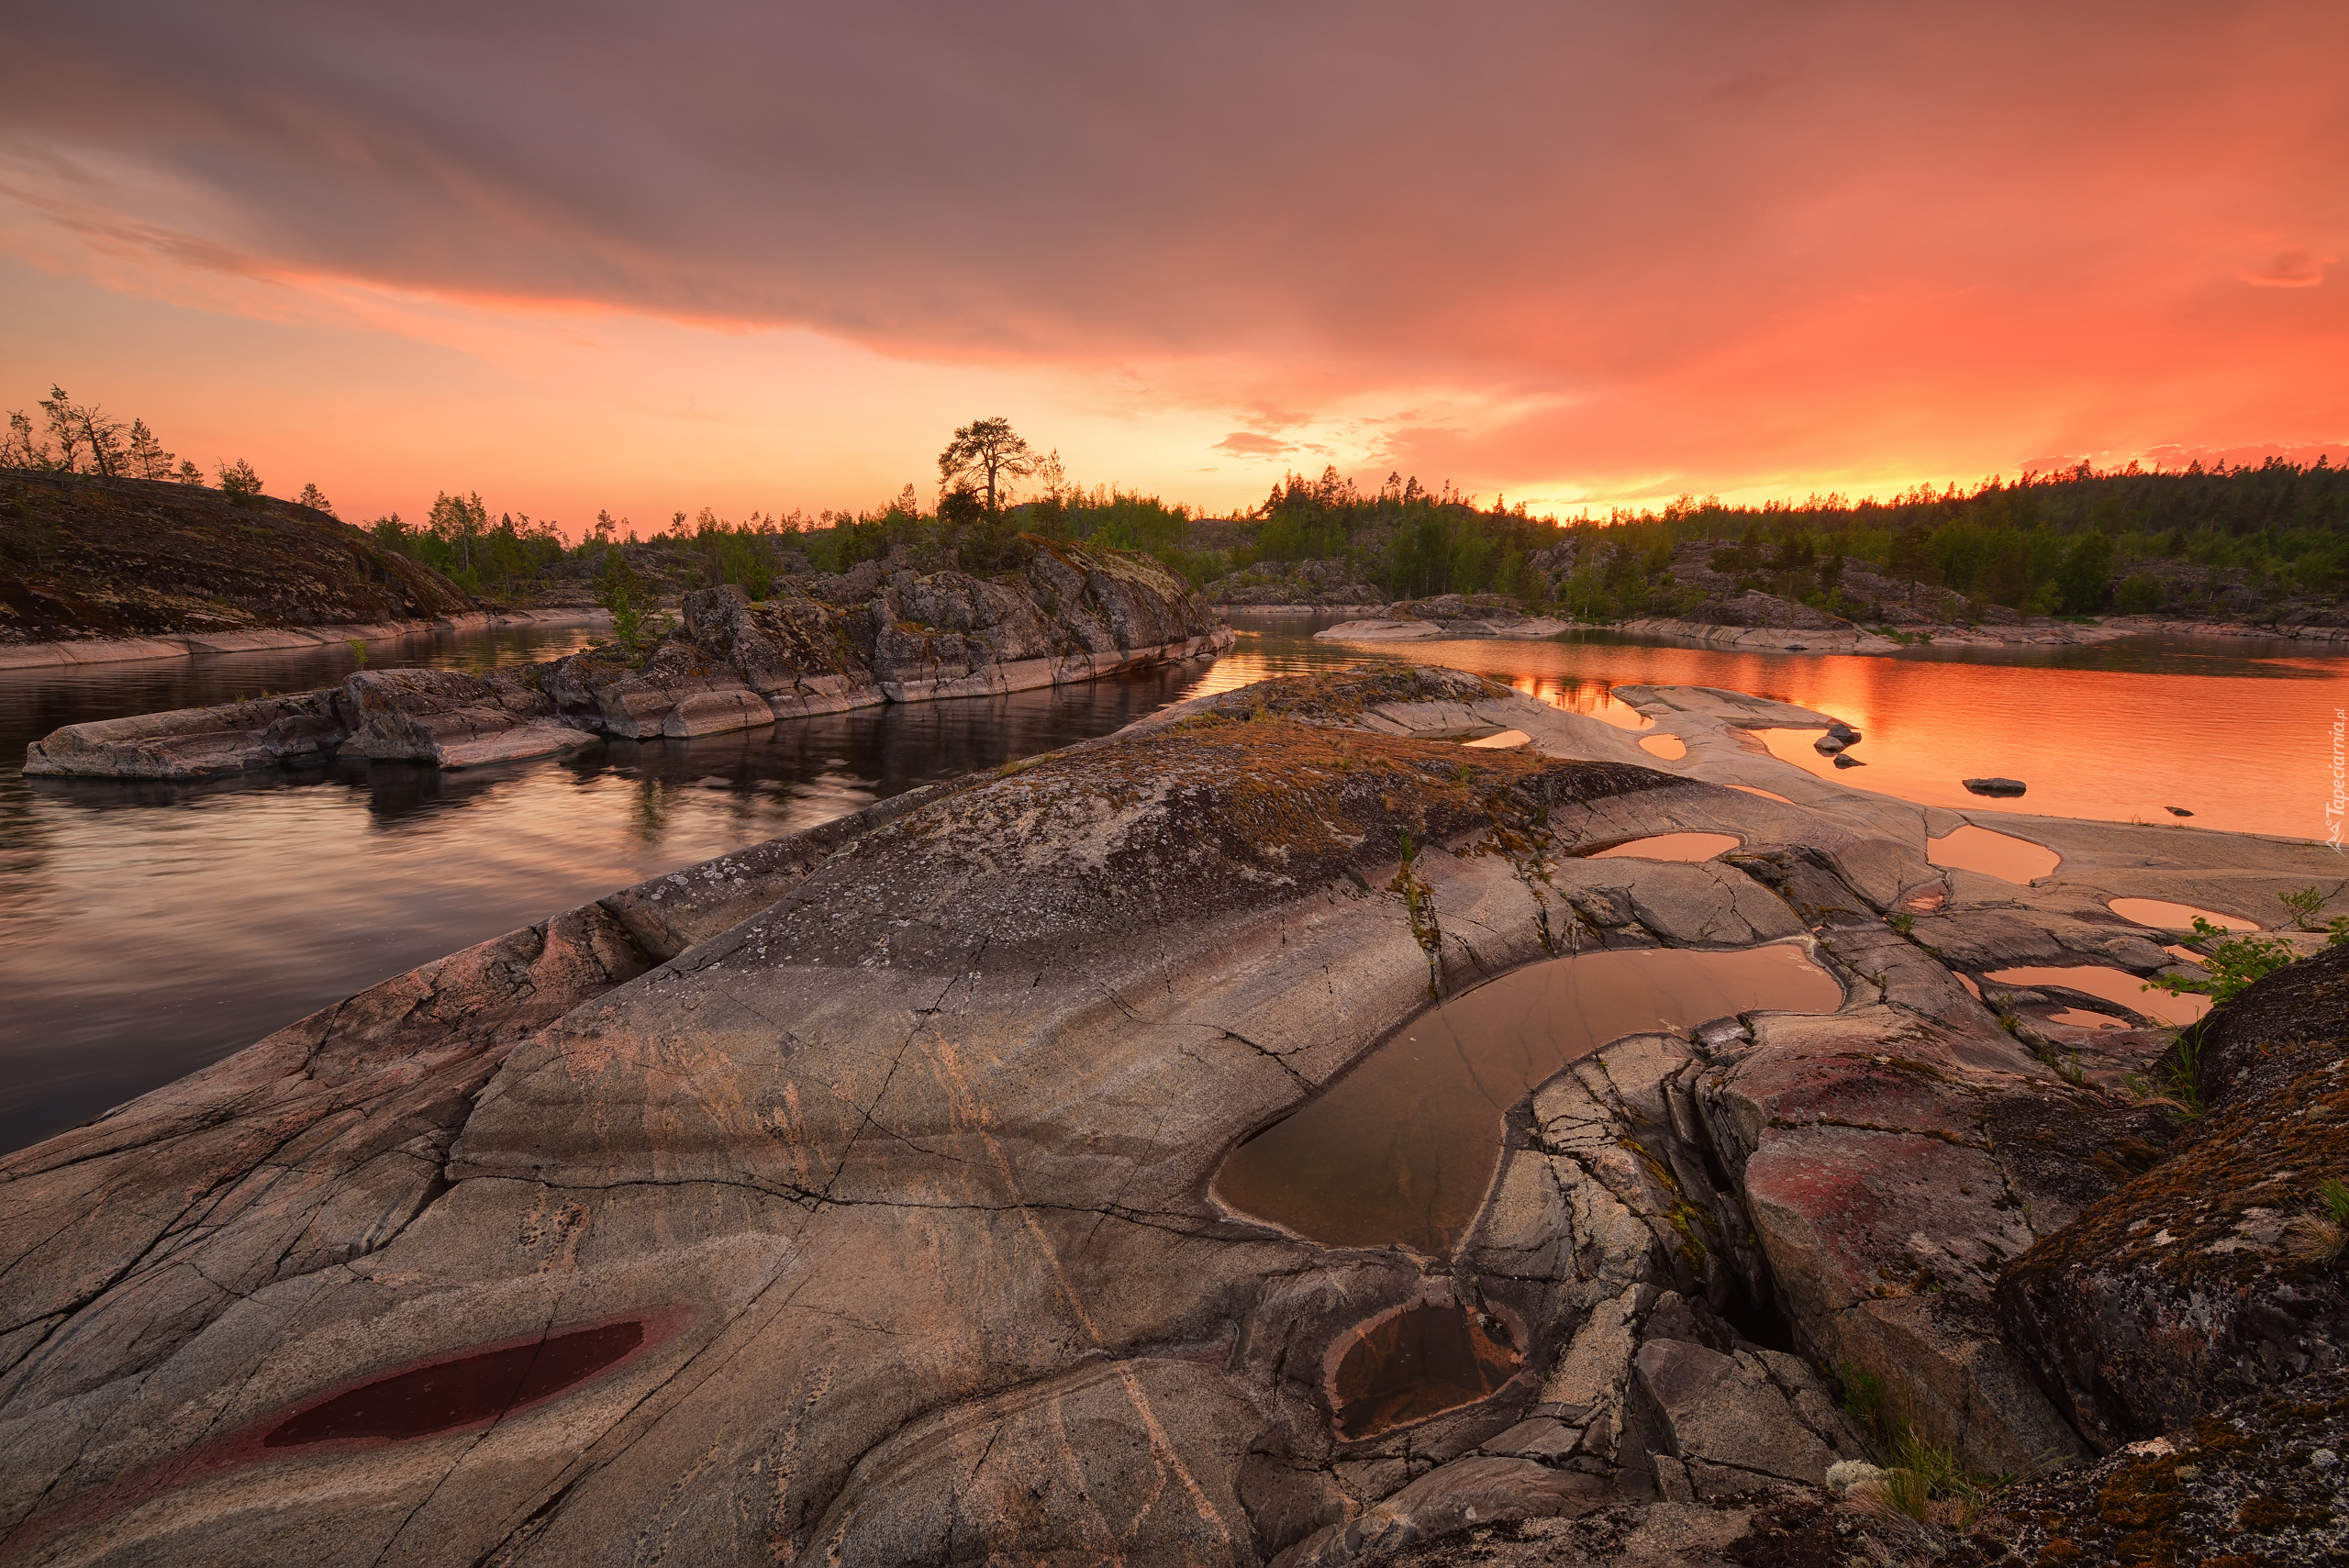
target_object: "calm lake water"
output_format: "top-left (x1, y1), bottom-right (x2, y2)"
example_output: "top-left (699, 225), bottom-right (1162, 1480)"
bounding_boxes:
top-left (4, 612), bottom-right (2342, 1154)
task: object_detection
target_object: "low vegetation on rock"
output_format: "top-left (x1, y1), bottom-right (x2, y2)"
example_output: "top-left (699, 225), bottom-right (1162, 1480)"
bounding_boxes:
top-left (0, 470), bottom-right (476, 645)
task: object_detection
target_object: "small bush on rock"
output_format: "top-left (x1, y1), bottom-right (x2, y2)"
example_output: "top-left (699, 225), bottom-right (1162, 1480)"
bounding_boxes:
top-left (2281, 884), bottom-right (2326, 931)
top-left (2146, 917), bottom-right (2303, 1007)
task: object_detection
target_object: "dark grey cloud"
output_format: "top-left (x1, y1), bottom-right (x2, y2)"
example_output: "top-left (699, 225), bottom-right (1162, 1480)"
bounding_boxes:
top-left (5, 0), bottom-right (2344, 486)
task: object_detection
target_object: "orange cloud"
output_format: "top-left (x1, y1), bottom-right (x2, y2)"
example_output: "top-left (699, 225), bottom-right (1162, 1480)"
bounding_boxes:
top-left (1, 2), bottom-right (2343, 522)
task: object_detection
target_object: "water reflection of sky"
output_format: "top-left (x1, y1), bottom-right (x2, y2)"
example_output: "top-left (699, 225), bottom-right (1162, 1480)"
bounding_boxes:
top-left (1219, 612), bottom-right (2349, 842)
top-left (3, 614), bottom-right (2343, 1155)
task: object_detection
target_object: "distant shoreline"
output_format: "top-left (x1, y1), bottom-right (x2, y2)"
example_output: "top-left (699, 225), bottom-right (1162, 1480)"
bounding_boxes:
top-left (1222, 602), bottom-right (2349, 651)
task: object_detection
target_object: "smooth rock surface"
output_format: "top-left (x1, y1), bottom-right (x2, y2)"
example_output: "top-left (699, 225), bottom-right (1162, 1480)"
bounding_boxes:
top-left (8, 664), bottom-right (2344, 1564)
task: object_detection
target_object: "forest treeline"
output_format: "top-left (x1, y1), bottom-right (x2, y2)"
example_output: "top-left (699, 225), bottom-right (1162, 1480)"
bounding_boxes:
top-left (1221, 459), bottom-right (2349, 617)
top-left (462, 452), bottom-right (2346, 620)
top-left (10, 387), bottom-right (2346, 616)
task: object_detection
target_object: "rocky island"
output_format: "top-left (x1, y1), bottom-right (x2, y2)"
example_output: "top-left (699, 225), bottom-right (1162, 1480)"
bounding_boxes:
top-left (21, 537), bottom-right (1231, 777)
top-left (0, 471), bottom-right (574, 668)
top-left (4, 662), bottom-right (2342, 1566)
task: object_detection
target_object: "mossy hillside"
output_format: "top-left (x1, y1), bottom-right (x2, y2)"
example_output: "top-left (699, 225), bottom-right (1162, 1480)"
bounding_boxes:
top-left (0, 471), bottom-right (475, 643)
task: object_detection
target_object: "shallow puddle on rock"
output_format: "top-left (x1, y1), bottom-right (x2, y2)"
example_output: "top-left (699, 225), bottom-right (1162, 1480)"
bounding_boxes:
top-left (1983, 965), bottom-right (2210, 1029)
top-left (1462, 728), bottom-right (1531, 750)
top-left (1330, 1301), bottom-right (1521, 1440)
top-left (1927, 825), bottom-right (2061, 883)
top-left (2109, 896), bottom-right (2258, 931)
top-left (263, 1319), bottom-right (647, 1448)
top-left (2047, 1007), bottom-right (2128, 1030)
top-left (1586, 832), bottom-right (1742, 862)
top-left (1637, 734), bottom-right (1687, 760)
top-left (1728, 784), bottom-right (1795, 805)
top-left (1212, 944), bottom-right (1842, 1256)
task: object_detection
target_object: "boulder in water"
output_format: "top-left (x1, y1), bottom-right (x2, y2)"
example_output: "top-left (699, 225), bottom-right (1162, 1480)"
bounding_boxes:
top-left (1964, 776), bottom-right (2027, 796)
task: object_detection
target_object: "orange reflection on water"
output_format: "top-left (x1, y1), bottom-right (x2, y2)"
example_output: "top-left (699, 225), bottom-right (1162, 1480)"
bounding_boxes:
top-left (1984, 964), bottom-right (2210, 1028)
top-left (1928, 825), bottom-right (2062, 883)
top-left (2109, 896), bottom-right (2259, 931)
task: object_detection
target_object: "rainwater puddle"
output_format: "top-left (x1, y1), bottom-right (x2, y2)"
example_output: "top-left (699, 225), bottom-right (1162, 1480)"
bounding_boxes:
top-left (1586, 832), bottom-right (1741, 862)
top-left (2110, 896), bottom-right (2259, 931)
top-left (1728, 784), bottom-right (1795, 805)
top-left (1928, 825), bottom-right (2061, 883)
top-left (1211, 943), bottom-right (1842, 1256)
top-left (1330, 1301), bottom-right (1521, 1440)
top-left (1983, 965), bottom-right (2210, 1028)
top-left (1463, 728), bottom-right (1531, 750)
top-left (2047, 1007), bottom-right (2128, 1030)
top-left (1638, 734), bottom-right (1687, 760)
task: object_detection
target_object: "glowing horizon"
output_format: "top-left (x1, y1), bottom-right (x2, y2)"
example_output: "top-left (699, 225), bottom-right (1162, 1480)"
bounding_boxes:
top-left (5, 3), bottom-right (2343, 540)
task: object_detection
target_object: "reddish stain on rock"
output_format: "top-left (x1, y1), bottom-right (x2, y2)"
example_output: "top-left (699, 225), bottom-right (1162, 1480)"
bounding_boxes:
top-left (6, 1310), bottom-right (684, 1559)
top-left (264, 1318), bottom-right (647, 1448)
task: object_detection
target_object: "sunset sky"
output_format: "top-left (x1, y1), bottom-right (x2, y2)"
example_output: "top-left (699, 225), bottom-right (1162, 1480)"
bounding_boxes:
top-left (3, 2), bottom-right (2344, 536)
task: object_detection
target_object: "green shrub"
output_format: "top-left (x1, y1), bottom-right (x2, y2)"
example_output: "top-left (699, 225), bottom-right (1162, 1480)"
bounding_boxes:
top-left (2115, 571), bottom-right (2165, 614)
top-left (2146, 917), bottom-right (2300, 1006)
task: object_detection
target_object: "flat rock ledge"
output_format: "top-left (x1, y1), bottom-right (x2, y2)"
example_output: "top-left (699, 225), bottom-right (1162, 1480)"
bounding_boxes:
top-left (1316, 595), bottom-right (1571, 643)
top-left (2, 664), bottom-right (2342, 1566)
top-left (22, 537), bottom-right (1231, 776)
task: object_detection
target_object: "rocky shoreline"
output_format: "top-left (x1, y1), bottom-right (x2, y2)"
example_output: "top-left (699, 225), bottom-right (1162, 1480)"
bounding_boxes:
top-left (1313, 594), bottom-right (1574, 643)
top-left (1, 664), bottom-right (2341, 1565)
top-left (0, 607), bottom-right (608, 672)
top-left (22, 538), bottom-right (1230, 777)
top-left (1294, 600), bottom-right (2345, 655)
top-left (1618, 610), bottom-right (2349, 653)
